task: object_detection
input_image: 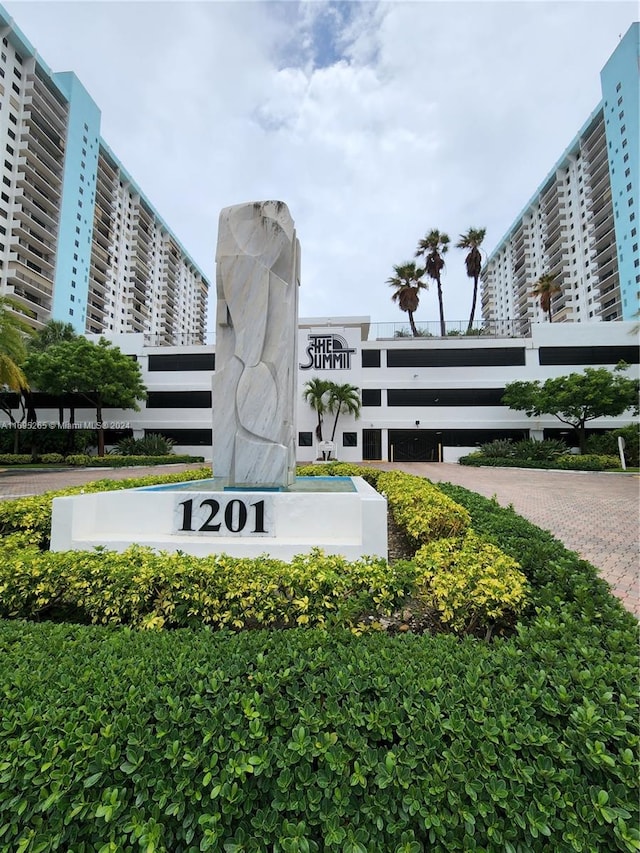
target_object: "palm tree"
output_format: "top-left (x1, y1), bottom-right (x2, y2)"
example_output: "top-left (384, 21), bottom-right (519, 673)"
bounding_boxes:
top-left (531, 274), bottom-right (561, 322)
top-left (303, 377), bottom-right (331, 455)
top-left (327, 383), bottom-right (361, 443)
top-left (0, 296), bottom-right (31, 392)
top-left (28, 319), bottom-right (77, 352)
top-left (456, 227), bottom-right (486, 332)
top-left (387, 261), bottom-right (427, 337)
top-left (416, 229), bottom-right (450, 336)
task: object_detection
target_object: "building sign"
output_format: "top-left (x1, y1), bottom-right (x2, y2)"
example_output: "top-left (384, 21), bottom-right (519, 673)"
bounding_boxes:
top-left (299, 333), bottom-right (356, 370)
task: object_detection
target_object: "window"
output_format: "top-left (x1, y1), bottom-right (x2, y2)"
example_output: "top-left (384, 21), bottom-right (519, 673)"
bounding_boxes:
top-left (298, 432), bottom-right (313, 447)
top-left (343, 432), bottom-right (357, 447)
top-left (5, 144), bottom-right (12, 155)
top-left (7, 129), bottom-right (14, 140)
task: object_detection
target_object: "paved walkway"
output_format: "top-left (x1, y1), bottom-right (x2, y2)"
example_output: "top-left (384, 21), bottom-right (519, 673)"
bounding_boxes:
top-left (0, 461), bottom-right (637, 618)
top-left (366, 462), bottom-right (640, 618)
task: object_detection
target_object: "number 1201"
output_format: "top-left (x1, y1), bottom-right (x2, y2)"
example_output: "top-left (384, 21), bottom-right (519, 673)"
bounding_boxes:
top-left (178, 498), bottom-right (267, 534)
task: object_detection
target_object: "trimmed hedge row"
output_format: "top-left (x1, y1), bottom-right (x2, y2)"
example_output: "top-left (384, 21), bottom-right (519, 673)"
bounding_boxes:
top-left (459, 453), bottom-right (621, 471)
top-left (0, 614), bottom-right (637, 852)
top-left (0, 453), bottom-right (205, 467)
top-left (0, 464), bottom-right (528, 636)
top-left (0, 467), bottom-right (212, 548)
top-left (0, 468), bottom-right (637, 850)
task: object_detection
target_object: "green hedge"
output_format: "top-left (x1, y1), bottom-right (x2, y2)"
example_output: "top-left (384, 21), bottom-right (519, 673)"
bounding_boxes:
top-left (0, 469), bottom-right (638, 850)
top-left (0, 618), bottom-right (637, 852)
top-left (459, 453), bottom-right (621, 471)
top-left (65, 454), bottom-right (205, 467)
top-left (0, 468), bottom-right (212, 547)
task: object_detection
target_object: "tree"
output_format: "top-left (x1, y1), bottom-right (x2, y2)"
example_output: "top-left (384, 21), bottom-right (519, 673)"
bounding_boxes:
top-left (0, 296), bottom-right (32, 393)
top-left (387, 262), bottom-right (427, 337)
top-left (24, 337), bottom-right (147, 456)
top-left (28, 319), bottom-right (77, 353)
top-left (416, 229), bottom-right (450, 336)
top-left (531, 273), bottom-right (561, 322)
top-left (502, 364), bottom-right (639, 454)
top-left (327, 382), bottom-right (361, 443)
top-left (28, 320), bottom-right (79, 426)
top-left (303, 377), bottom-right (331, 455)
top-left (456, 227), bottom-right (486, 332)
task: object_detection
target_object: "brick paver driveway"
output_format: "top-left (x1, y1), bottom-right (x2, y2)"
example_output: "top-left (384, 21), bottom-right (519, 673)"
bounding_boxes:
top-left (366, 462), bottom-right (639, 618)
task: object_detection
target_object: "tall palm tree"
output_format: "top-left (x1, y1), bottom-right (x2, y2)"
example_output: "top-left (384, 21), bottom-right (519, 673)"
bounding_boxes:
top-left (416, 229), bottom-right (450, 336)
top-left (456, 227), bottom-right (486, 332)
top-left (303, 377), bottom-right (331, 446)
top-left (531, 274), bottom-right (561, 322)
top-left (327, 383), bottom-right (361, 443)
top-left (387, 261), bottom-right (427, 337)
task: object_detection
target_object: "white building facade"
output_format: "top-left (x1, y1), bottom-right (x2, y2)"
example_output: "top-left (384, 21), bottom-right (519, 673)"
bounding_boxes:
top-left (482, 24), bottom-right (639, 331)
top-left (0, 6), bottom-right (209, 342)
top-left (5, 318), bottom-right (637, 464)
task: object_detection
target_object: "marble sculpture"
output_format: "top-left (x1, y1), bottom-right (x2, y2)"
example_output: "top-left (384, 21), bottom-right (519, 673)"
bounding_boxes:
top-left (213, 201), bottom-right (300, 488)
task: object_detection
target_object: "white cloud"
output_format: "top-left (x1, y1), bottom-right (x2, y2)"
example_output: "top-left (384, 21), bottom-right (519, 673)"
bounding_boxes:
top-left (2, 0), bottom-right (638, 334)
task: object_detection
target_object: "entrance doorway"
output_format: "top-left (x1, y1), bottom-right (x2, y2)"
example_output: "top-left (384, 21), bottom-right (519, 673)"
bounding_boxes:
top-left (389, 430), bottom-right (438, 462)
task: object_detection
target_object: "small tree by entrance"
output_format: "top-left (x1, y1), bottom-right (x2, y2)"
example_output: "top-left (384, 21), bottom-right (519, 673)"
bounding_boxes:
top-left (502, 364), bottom-right (639, 454)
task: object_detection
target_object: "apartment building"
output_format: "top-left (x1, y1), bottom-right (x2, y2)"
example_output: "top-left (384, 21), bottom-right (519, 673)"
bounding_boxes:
top-left (0, 6), bottom-right (209, 342)
top-left (482, 24), bottom-right (639, 331)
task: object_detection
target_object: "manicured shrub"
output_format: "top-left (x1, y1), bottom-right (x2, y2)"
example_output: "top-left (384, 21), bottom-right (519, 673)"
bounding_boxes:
top-left (0, 621), bottom-right (637, 852)
top-left (39, 452), bottom-right (65, 464)
top-left (377, 470), bottom-right (470, 544)
top-left (0, 467), bottom-right (212, 546)
top-left (0, 453), bottom-right (32, 465)
top-left (0, 544), bottom-right (414, 631)
top-left (296, 462), bottom-right (380, 486)
top-left (556, 454), bottom-right (619, 471)
top-left (64, 453), bottom-right (91, 466)
top-left (88, 454), bottom-right (204, 467)
top-left (413, 530), bottom-right (529, 635)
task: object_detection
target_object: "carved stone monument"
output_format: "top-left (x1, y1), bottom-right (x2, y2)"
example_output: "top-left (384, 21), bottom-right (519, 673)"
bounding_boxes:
top-left (213, 201), bottom-right (300, 488)
top-left (49, 201), bottom-right (387, 561)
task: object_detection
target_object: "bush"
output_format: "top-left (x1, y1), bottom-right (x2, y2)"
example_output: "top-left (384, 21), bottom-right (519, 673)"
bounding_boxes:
top-left (512, 438), bottom-right (567, 460)
top-left (459, 453), bottom-right (621, 471)
top-left (39, 452), bottom-right (65, 464)
top-left (112, 433), bottom-right (177, 456)
top-left (88, 454), bottom-right (203, 468)
top-left (413, 531), bottom-right (529, 634)
top-left (0, 467), bottom-right (212, 547)
top-left (377, 470), bottom-right (470, 544)
top-left (0, 453), bottom-right (32, 465)
top-left (556, 454), bottom-right (620, 471)
top-left (586, 425), bottom-right (639, 467)
top-left (0, 620), bottom-right (636, 852)
top-left (64, 453), bottom-right (91, 466)
top-left (478, 438), bottom-right (515, 458)
top-left (0, 545), bottom-right (414, 631)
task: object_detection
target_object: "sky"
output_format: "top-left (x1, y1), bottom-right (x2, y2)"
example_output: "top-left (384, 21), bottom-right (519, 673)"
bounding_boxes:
top-left (2, 0), bottom-right (638, 338)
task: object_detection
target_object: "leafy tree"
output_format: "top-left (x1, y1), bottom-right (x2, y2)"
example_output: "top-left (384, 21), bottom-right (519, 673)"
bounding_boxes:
top-left (24, 337), bottom-right (147, 456)
top-left (416, 229), bottom-right (450, 336)
top-left (327, 382), bottom-right (361, 442)
top-left (28, 320), bottom-right (79, 426)
top-left (303, 377), bottom-right (331, 446)
top-left (531, 273), bottom-right (561, 322)
top-left (387, 261), bottom-right (427, 337)
top-left (502, 364), bottom-right (639, 454)
top-left (456, 227), bottom-right (486, 332)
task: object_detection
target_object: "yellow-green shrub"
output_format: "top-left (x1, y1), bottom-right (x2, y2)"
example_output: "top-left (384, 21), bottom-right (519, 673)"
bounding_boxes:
top-left (414, 531), bottom-right (529, 634)
top-left (0, 544), bottom-right (414, 631)
top-left (0, 467), bottom-right (212, 545)
top-left (377, 470), bottom-right (470, 544)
